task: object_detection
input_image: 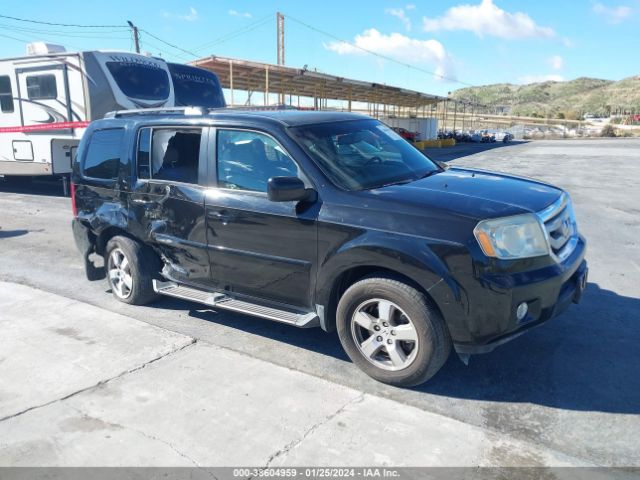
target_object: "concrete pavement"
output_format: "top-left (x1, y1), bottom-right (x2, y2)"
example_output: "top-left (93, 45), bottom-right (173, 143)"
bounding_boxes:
top-left (0, 281), bottom-right (589, 467)
top-left (0, 282), bottom-right (193, 421)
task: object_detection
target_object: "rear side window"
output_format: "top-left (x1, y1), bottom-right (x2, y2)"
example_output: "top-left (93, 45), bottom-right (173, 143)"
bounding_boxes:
top-left (137, 127), bottom-right (201, 184)
top-left (26, 74), bottom-right (57, 100)
top-left (0, 76), bottom-right (14, 113)
top-left (82, 129), bottom-right (124, 180)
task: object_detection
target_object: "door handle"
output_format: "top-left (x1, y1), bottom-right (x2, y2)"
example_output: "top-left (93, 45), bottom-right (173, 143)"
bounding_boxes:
top-left (154, 234), bottom-right (177, 246)
top-left (208, 210), bottom-right (235, 224)
top-left (131, 197), bottom-right (155, 205)
top-left (132, 185), bottom-right (171, 205)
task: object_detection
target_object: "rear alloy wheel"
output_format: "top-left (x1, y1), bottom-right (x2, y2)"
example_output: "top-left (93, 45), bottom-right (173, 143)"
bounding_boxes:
top-left (105, 236), bottom-right (160, 305)
top-left (107, 247), bottom-right (133, 300)
top-left (337, 276), bottom-right (451, 387)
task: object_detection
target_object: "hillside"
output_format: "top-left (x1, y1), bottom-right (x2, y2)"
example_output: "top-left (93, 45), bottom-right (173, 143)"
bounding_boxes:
top-left (450, 76), bottom-right (640, 119)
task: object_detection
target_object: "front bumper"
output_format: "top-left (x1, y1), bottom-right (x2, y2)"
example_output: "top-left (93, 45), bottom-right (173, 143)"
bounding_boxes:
top-left (453, 236), bottom-right (587, 355)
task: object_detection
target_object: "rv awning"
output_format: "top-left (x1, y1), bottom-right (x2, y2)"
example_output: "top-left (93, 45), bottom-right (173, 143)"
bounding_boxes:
top-left (189, 55), bottom-right (445, 108)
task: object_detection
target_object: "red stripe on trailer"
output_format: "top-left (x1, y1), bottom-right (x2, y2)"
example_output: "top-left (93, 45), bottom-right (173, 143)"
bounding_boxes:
top-left (0, 121), bottom-right (90, 133)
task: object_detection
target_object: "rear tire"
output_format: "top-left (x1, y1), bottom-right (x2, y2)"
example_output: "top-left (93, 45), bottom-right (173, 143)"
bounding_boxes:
top-left (105, 236), bottom-right (160, 305)
top-left (336, 275), bottom-right (451, 387)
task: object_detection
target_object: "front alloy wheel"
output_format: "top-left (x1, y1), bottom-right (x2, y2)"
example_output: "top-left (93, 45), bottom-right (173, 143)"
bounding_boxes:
top-left (336, 275), bottom-right (451, 387)
top-left (351, 298), bottom-right (419, 371)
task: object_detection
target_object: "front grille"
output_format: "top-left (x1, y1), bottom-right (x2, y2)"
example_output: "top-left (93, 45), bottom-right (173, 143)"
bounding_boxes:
top-left (538, 194), bottom-right (579, 262)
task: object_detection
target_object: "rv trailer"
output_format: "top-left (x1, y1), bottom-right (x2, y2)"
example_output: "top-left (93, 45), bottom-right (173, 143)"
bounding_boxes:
top-left (0, 43), bottom-right (225, 179)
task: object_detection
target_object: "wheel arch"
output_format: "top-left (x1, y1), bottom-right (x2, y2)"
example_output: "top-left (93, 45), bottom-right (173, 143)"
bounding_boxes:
top-left (316, 236), bottom-right (462, 332)
top-left (96, 226), bottom-right (133, 255)
top-left (96, 227), bottom-right (160, 266)
top-left (323, 264), bottom-right (449, 330)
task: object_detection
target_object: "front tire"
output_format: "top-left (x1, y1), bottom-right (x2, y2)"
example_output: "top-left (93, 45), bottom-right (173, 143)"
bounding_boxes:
top-left (105, 236), bottom-right (160, 305)
top-left (336, 276), bottom-right (451, 387)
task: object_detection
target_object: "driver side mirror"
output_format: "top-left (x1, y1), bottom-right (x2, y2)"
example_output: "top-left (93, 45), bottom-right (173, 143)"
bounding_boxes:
top-left (267, 176), bottom-right (312, 202)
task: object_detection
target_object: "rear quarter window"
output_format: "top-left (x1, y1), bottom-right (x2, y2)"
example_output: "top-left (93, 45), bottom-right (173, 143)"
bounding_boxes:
top-left (81, 128), bottom-right (124, 180)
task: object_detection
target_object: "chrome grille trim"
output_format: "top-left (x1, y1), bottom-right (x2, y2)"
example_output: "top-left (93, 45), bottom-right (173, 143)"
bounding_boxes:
top-left (537, 193), bottom-right (578, 263)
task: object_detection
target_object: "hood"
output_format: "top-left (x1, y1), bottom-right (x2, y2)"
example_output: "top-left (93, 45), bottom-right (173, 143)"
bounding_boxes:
top-left (367, 167), bottom-right (563, 220)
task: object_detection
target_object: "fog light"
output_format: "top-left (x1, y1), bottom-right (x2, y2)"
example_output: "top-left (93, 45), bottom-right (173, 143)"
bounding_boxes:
top-left (516, 302), bottom-right (528, 321)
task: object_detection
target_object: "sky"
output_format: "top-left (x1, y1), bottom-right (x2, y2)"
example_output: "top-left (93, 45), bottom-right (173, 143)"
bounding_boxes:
top-left (0, 0), bottom-right (639, 96)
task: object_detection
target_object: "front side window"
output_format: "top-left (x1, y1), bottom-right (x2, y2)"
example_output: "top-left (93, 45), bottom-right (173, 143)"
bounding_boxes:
top-left (137, 128), bottom-right (201, 184)
top-left (289, 119), bottom-right (440, 191)
top-left (82, 129), bottom-right (124, 180)
top-left (0, 76), bottom-right (14, 113)
top-left (26, 74), bottom-right (57, 100)
top-left (217, 130), bottom-right (298, 193)
top-left (106, 62), bottom-right (170, 101)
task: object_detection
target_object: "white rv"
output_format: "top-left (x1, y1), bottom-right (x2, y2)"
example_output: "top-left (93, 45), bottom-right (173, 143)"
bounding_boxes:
top-left (0, 43), bottom-right (225, 178)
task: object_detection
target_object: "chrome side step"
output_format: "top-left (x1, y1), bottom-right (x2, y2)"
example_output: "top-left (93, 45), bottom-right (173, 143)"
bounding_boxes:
top-left (153, 280), bottom-right (319, 328)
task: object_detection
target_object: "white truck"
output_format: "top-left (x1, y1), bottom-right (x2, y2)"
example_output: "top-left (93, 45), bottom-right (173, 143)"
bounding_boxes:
top-left (0, 43), bottom-right (225, 179)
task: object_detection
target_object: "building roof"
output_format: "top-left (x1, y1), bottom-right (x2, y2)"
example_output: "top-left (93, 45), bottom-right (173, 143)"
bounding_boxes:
top-left (190, 55), bottom-right (445, 108)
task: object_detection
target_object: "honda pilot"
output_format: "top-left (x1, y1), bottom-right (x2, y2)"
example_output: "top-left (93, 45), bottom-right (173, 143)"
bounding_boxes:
top-left (71, 108), bottom-right (588, 386)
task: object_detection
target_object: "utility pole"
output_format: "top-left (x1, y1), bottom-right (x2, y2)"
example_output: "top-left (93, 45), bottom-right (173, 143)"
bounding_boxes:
top-left (276, 12), bottom-right (285, 105)
top-left (127, 20), bottom-right (140, 54)
top-left (277, 12), bottom-right (285, 66)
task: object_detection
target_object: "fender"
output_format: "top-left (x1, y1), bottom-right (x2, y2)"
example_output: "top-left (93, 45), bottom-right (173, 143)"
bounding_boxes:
top-left (76, 200), bottom-right (129, 248)
top-left (315, 229), bottom-right (469, 335)
top-left (73, 199), bottom-right (130, 281)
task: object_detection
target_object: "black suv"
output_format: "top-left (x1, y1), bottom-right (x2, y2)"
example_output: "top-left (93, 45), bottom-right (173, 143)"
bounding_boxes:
top-left (71, 108), bottom-right (588, 386)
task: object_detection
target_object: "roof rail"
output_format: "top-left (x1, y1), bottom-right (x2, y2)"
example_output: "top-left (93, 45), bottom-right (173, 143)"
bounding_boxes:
top-left (227, 105), bottom-right (300, 111)
top-left (104, 106), bottom-right (208, 119)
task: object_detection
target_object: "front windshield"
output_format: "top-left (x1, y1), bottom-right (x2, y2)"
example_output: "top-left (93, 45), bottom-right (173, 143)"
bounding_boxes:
top-left (106, 61), bottom-right (170, 101)
top-left (289, 119), bottom-right (440, 191)
top-left (169, 63), bottom-right (226, 108)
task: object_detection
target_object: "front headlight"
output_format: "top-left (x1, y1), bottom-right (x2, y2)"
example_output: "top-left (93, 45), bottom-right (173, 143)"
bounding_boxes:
top-left (474, 213), bottom-right (549, 259)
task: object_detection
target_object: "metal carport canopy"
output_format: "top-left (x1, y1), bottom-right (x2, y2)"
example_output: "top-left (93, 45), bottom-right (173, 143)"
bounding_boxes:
top-left (189, 55), bottom-right (445, 108)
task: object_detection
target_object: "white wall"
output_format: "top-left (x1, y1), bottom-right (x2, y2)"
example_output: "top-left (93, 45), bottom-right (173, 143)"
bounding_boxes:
top-left (380, 117), bottom-right (439, 140)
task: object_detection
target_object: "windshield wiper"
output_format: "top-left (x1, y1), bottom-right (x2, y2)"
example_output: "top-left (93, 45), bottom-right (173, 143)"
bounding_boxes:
top-left (418, 170), bottom-right (439, 180)
top-left (367, 170), bottom-right (440, 190)
top-left (373, 178), bottom-right (415, 188)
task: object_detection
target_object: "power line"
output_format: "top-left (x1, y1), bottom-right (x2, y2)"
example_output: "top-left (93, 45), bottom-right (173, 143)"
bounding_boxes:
top-left (139, 35), bottom-right (192, 62)
top-left (0, 13), bottom-right (124, 28)
top-left (191, 13), bottom-right (273, 52)
top-left (0, 23), bottom-right (129, 40)
top-left (0, 22), bottom-right (129, 35)
top-left (2, 10), bottom-right (474, 88)
top-left (0, 32), bottom-right (32, 43)
top-left (193, 17), bottom-right (272, 52)
top-left (284, 13), bottom-right (474, 87)
top-left (0, 14), bottom-right (200, 59)
top-left (0, 30), bottom-right (85, 51)
top-left (0, 12), bottom-right (274, 61)
top-left (138, 28), bottom-right (199, 58)
top-left (139, 18), bottom-right (272, 61)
